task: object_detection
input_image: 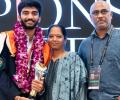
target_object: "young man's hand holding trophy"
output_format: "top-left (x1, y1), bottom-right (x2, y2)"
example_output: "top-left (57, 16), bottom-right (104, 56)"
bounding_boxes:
top-left (29, 62), bottom-right (47, 100)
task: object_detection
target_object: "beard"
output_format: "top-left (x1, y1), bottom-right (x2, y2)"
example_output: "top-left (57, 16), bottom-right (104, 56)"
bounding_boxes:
top-left (21, 19), bottom-right (38, 29)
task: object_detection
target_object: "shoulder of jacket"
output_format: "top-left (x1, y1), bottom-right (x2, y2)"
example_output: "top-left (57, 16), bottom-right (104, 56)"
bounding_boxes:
top-left (3, 30), bottom-right (16, 56)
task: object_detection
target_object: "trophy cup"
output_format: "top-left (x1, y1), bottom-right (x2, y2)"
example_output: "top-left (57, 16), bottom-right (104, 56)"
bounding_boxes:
top-left (29, 62), bottom-right (47, 99)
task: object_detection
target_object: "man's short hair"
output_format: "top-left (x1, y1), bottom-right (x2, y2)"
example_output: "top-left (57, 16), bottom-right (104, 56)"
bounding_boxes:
top-left (18, 0), bottom-right (42, 16)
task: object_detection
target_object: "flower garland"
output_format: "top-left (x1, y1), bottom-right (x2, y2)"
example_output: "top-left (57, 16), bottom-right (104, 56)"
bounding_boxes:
top-left (13, 21), bottom-right (44, 93)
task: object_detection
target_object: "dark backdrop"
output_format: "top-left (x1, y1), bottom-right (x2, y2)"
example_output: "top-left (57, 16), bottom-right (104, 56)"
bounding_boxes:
top-left (0, 0), bottom-right (120, 51)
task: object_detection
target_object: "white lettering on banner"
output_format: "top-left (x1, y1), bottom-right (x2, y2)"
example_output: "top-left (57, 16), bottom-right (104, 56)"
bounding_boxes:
top-left (43, 0), bottom-right (62, 30)
top-left (68, 38), bottom-right (85, 52)
top-left (107, 0), bottom-right (120, 14)
top-left (66, 0), bottom-right (92, 29)
top-left (16, 0), bottom-right (21, 19)
top-left (0, 0), bottom-right (11, 16)
top-left (53, 0), bottom-right (62, 25)
top-left (0, 0), bottom-right (120, 28)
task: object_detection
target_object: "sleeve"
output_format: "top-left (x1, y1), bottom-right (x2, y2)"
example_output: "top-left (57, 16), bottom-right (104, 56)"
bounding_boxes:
top-left (0, 36), bottom-right (21, 99)
top-left (0, 70), bottom-right (21, 99)
top-left (77, 40), bottom-right (84, 59)
top-left (77, 39), bottom-right (89, 69)
top-left (72, 54), bottom-right (87, 100)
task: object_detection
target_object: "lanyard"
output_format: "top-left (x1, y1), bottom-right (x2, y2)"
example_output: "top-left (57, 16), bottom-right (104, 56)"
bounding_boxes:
top-left (90, 31), bottom-right (112, 66)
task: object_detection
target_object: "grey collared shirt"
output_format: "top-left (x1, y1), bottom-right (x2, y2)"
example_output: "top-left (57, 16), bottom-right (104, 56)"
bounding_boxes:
top-left (78, 25), bottom-right (120, 100)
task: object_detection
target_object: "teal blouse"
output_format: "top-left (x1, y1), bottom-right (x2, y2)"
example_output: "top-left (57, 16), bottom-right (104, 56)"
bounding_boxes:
top-left (45, 52), bottom-right (87, 100)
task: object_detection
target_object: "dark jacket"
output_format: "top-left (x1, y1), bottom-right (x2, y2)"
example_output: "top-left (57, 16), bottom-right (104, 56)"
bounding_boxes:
top-left (0, 38), bottom-right (21, 100)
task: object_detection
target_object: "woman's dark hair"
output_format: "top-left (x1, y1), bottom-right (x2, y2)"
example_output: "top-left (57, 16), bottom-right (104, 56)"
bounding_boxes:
top-left (47, 24), bottom-right (67, 39)
top-left (18, 0), bottom-right (42, 16)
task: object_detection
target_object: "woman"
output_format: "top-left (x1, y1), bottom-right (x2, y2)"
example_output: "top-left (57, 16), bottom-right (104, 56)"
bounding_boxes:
top-left (43, 24), bottom-right (87, 100)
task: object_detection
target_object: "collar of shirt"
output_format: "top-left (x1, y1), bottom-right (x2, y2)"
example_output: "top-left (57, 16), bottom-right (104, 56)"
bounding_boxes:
top-left (91, 25), bottom-right (113, 39)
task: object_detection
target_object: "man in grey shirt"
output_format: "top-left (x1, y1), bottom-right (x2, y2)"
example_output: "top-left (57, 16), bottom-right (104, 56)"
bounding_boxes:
top-left (78, 1), bottom-right (120, 100)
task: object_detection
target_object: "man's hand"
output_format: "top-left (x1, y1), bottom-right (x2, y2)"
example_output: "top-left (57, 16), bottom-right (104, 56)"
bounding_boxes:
top-left (31, 77), bottom-right (44, 93)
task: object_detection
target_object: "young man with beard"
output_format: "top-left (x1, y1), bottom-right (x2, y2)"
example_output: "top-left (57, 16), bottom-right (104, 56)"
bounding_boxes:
top-left (0, 0), bottom-right (50, 100)
top-left (78, 1), bottom-right (120, 100)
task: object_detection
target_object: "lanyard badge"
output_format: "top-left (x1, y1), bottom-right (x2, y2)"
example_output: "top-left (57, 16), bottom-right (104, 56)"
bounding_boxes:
top-left (88, 65), bottom-right (101, 89)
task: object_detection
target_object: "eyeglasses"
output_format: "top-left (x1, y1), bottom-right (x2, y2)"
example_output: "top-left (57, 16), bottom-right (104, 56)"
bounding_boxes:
top-left (91, 9), bottom-right (110, 16)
